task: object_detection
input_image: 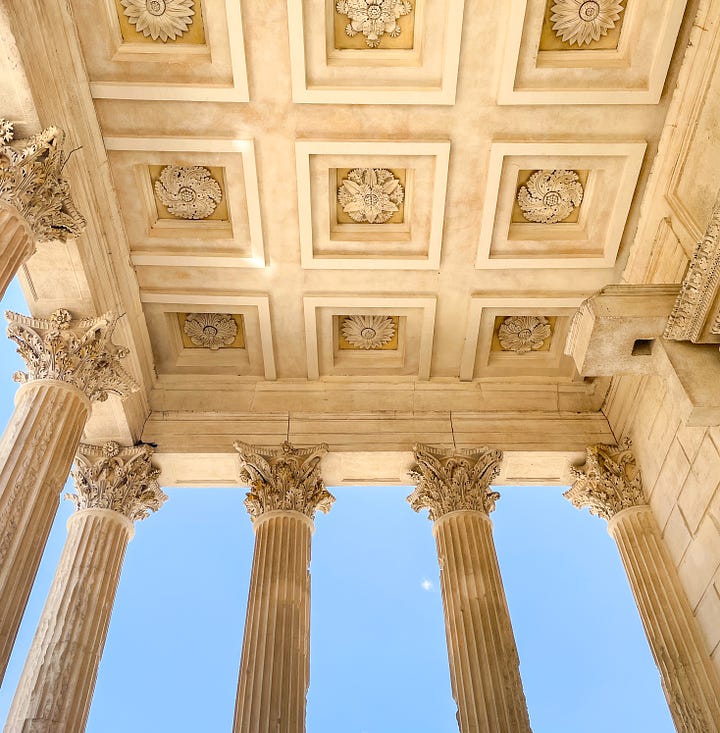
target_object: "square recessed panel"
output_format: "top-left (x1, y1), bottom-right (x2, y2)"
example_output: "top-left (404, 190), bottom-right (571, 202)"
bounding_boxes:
top-left (105, 137), bottom-right (264, 267)
top-left (460, 296), bottom-right (585, 381)
top-left (303, 297), bottom-right (436, 379)
top-left (476, 142), bottom-right (645, 269)
top-left (140, 292), bottom-right (276, 378)
top-left (296, 141), bottom-right (450, 269)
top-left (499, 0), bottom-right (687, 104)
top-left (75, 0), bottom-right (248, 101)
top-left (287, 0), bottom-right (463, 104)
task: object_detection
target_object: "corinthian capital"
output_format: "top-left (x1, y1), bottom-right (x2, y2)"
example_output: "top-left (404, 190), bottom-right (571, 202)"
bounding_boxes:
top-left (6, 308), bottom-right (138, 402)
top-left (233, 440), bottom-right (335, 520)
top-left (0, 119), bottom-right (85, 242)
top-left (68, 442), bottom-right (167, 523)
top-left (564, 438), bottom-right (645, 520)
top-left (407, 443), bottom-right (503, 520)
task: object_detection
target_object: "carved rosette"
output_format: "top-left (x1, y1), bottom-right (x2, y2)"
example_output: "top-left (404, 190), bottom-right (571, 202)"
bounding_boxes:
top-left (121, 0), bottom-right (195, 42)
top-left (564, 438), bottom-right (645, 520)
top-left (6, 308), bottom-right (139, 402)
top-left (407, 443), bottom-right (503, 520)
top-left (234, 441), bottom-right (335, 520)
top-left (68, 442), bottom-right (167, 523)
top-left (517, 169), bottom-right (583, 224)
top-left (155, 165), bottom-right (222, 220)
top-left (184, 313), bottom-right (238, 350)
top-left (337, 168), bottom-right (404, 223)
top-left (498, 315), bottom-right (552, 353)
top-left (0, 119), bottom-right (85, 242)
top-left (336, 0), bottom-right (413, 48)
top-left (550, 0), bottom-right (625, 47)
top-left (341, 315), bottom-right (396, 349)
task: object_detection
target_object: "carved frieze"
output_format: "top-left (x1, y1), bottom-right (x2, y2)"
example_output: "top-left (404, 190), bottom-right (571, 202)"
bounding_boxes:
top-left (341, 315), bottom-right (396, 349)
top-left (498, 316), bottom-right (552, 353)
top-left (550, 0), bottom-right (625, 47)
top-left (6, 309), bottom-right (138, 402)
top-left (517, 169), bottom-right (584, 224)
top-left (69, 442), bottom-right (167, 522)
top-left (335, 0), bottom-right (413, 48)
top-left (407, 443), bottom-right (503, 520)
top-left (121, 0), bottom-right (195, 42)
top-left (234, 441), bottom-right (335, 520)
top-left (0, 119), bottom-right (85, 242)
top-left (154, 165), bottom-right (222, 220)
top-left (183, 313), bottom-right (238, 350)
top-left (564, 438), bottom-right (645, 520)
top-left (337, 168), bottom-right (404, 223)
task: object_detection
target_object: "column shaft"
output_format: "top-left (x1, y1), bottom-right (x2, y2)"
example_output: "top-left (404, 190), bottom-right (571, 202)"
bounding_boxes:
top-left (609, 506), bottom-right (720, 731)
top-left (4, 509), bottom-right (132, 733)
top-left (0, 203), bottom-right (34, 299)
top-left (0, 380), bottom-right (89, 683)
top-left (234, 510), bottom-right (313, 733)
top-left (434, 510), bottom-right (531, 733)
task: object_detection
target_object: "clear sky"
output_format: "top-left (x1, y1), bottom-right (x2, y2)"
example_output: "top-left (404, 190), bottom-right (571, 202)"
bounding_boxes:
top-left (0, 278), bottom-right (674, 731)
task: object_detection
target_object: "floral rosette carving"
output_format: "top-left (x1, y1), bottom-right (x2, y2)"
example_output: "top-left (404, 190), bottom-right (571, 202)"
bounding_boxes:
top-left (550, 0), bottom-right (625, 47)
top-left (121, 0), bottom-right (195, 42)
top-left (6, 308), bottom-right (138, 402)
top-left (498, 316), bottom-right (552, 353)
top-left (336, 0), bottom-right (412, 48)
top-left (0, 119), bottom-right (85, 242)
top-left (337, 168), bottom-right (404, 224)
top-left (184, 313), bottom-right (238, 350)
top-left (341, 315), bottom-right (396, 349)
top-left (155, 165), bottom-right (222, 220)
top-left (517, 169), bottom-right (584, 224)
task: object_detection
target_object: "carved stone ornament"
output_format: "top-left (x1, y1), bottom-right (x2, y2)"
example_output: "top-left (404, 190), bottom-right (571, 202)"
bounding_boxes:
top-left (564, 438), bottom-right (645, 520)
top-left (517, 169), bottom-right (584, 224)
top-left (154, 165), bottom-right (222, 220)
top-left (6, 308), bottom-right (139, 402)
top-left (337, 168), bottom-right (404, 224)
top-left (68, 442), bottom-right (167, 523)
top-left (184, 313), bottom-right (238, 350)
top-left (550, 0), bottom-right (625, 47)
top-left (498, 315), bottom-right (552, 353)
top-left (341, 315), bottom-right (396, 349)
top-left (234, 441), bottom-right (335, 520)
top-left (664, 190), bottom-right (720, 341)
top-left (336, 0), bottom-right (413, 48)
top-left (0, 119), bottom-right (85, 242)
top-left (121, 0), bottom-right (195, 42)
top-left (407, 443), bottom-right (503, 520)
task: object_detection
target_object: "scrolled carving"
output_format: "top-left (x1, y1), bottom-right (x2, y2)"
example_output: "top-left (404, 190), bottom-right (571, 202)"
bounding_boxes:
top-left (6, 309), bottom-right (138, 402)
top-left (154, 165), bottom-right (222, 220)
top-left (68, 442), bottom-right (167, 523)
top-left (0, 119), bottom-right (85, 242)
top-left (517, 169), bottom-right (583, 224)
top-left (234, 441), bottom-right (335, 520)
top-left (337, 168), bottom-right (404, 224)
top-left (564, 438), bottom-right (645, 520)
top-left (550, 0), bottom-right (625, 47)
top-left (335, 0), bottom-right (413, 48)
top-left (407, 443), bottom-right (503, 520)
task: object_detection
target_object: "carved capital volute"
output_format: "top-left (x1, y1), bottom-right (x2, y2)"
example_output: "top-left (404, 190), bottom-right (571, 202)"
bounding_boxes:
top-left (6, 308), bottom-right (139, 402)
top-left (407, 443), bottom-right (503, 520)
top-left (0, 119), bottom-right (85, 242)
top-left (68, 442), bottom-right (167, 523)
top-left (564, 438), bottom-right (646, 520)
top-left (233, 440), bottom-right (335, 520)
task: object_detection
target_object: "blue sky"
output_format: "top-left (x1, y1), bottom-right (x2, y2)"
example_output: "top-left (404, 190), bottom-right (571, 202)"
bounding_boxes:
top-left (0, 278), bottom-right (674, 731)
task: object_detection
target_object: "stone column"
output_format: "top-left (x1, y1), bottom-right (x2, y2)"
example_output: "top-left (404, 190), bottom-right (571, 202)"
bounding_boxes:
top-left (4, 442), bottom-right (166, 733)
top-left (232, 441), bottom-right (335, 733)
top-left (0, 119), bottom-right (85, 298)
top-left (407, 444), bottom-right (532, 733)
top-left (565, 439), bottom-right (720, 732)
top-left (0, 308), bottom-right (136, 684)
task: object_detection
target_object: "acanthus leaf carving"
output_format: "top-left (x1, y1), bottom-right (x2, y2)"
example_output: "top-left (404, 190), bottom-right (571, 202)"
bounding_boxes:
top-left (184, 313), bottom-right (238, 350)
top-left (234, 441), bottom-right (335, 520)
top-left (498, 315), bottom-right (552, 353)
top-left (337, 168), bottom-right (404, 224)
top-left (517, 169), bottom-right (584, 224)
top-left (407, 443), bottom-right (503, 520)
top-left (6, 309), bottom-right (139, 402)
top-left (335, 0), bottom-right (412, 48)
top-left (155, 165), bottom-right (222, 220)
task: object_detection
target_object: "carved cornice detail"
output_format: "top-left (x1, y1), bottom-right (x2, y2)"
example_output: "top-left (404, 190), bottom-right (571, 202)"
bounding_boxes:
top-left (6, 309), bottom-right (138, 402)
top-left (407, 443), bottom-right (503, 520)
top-left (664, 191), bottom-right (720, 341)
top-left (564, 438), bottom-right (645, 520)
top-left (234, 441), bottom-right (335, 520)
top-left (517, 169), bottom-right (583, 224)
top-left (0, 119), bottom-right (85, 242)
top-left (68, 442), bottom-right (167, 522)
top-left (336, 0), bottom-right (413, 48)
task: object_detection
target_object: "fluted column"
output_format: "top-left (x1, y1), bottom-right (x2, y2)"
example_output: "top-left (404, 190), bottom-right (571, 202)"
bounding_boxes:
top-left (407, 444), bottom-right (532, 733)
top-left (232, 441), bottom-right (335, 733)
top-left (0, 309), bottom-right (137, 684)
top-left (0, 119), bottom-right (85, 298)
top-left (4, 441), bottom-right (166, 733)
top-left (565, 439), bottom-right (720, 732)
